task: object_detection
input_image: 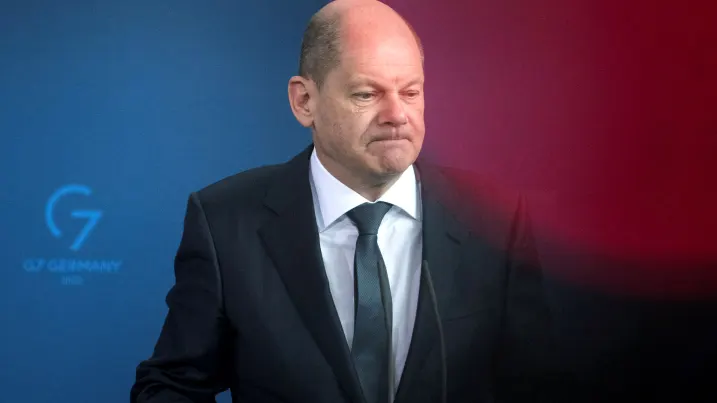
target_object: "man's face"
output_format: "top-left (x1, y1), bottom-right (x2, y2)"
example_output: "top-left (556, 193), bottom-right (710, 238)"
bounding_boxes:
top-left (311, 29), bottom-right (425, 182)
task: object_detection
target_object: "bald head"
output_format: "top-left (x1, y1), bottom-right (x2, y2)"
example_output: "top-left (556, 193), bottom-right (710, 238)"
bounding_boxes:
top-left (298, 0), bottom-right (423, 89)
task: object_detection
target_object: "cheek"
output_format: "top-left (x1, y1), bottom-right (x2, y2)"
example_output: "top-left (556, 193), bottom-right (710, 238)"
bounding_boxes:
top-left (356, 106), bottom-right (381, 128)
top-left (339, 109), bottom-right (372, 143)
top-left (318, 100), bottom-right (375, 148)
top-left (408, 102), bottom-right (425, 120)
top-left (316, 106), bottom-right (345, 141)
top-left (409, 108), bottom-right (426, 134)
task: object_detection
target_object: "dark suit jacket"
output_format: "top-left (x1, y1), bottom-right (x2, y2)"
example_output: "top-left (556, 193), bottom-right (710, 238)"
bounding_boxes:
top-left (131, 145), bottom-right (553, 403)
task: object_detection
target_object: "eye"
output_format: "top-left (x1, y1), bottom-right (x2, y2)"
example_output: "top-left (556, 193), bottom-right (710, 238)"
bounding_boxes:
top-left (404, 90), bottom-right (421, 99)
top-left (353, 92), bottom-right (375, 101)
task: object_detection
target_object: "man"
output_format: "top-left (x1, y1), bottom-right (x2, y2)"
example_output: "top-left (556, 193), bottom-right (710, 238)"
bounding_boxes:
top-left (131, 1), bottom-right (552, 402)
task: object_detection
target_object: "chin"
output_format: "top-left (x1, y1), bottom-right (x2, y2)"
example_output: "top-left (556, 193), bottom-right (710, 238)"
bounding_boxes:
top-left (363, 142), bottom-right (417, 174)
top-left (376, 155), bottom-right (414, 176)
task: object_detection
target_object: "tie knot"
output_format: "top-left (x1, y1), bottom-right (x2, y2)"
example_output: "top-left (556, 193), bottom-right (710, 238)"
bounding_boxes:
top-left (347, 202), bottom-right (392, 235)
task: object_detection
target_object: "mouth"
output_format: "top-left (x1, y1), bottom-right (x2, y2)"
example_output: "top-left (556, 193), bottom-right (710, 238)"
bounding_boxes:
top-left (368, 138), bottom-right (409, 151)
top-left (371, 134), bottom-right (408, 142)
top-left (375, 138), bottom-right (405, 142)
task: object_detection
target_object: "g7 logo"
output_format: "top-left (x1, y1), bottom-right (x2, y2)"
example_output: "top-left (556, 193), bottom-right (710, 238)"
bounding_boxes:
top-left (45, 184), bottom-right (103, 251)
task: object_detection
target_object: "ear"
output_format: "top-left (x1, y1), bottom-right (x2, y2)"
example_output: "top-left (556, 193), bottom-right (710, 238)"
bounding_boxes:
top-left (288, 76), bottom-right (317, 128)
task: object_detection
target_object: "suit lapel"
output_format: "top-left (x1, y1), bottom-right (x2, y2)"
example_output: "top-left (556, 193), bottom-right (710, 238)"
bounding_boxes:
top-left (395, 162), bottom-right (468, 403)
top-left (258, 145), bottom-right (364, 403)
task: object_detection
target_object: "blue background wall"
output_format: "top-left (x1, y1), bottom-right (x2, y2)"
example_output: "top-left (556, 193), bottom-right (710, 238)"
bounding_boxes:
top-left (0, 1), bottom-right (326, 401)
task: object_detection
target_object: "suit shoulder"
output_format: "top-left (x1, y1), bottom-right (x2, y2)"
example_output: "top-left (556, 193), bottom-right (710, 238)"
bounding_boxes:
top-left (420, 163), bottom-right (528, 241)
top-left (192, 163), bottom-right (285, 211)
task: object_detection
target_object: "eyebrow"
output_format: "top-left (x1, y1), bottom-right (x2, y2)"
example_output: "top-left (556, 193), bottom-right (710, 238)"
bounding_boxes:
top-left (348, 76), bottom-right (424, 88)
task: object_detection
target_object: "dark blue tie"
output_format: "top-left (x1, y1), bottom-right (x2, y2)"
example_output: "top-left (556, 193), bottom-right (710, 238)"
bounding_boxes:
top-left (347, 202), bottom-right (393, 403)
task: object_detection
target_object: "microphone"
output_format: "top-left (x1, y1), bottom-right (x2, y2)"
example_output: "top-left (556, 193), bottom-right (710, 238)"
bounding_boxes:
top-left (422, 260), bottom-right (447, 403)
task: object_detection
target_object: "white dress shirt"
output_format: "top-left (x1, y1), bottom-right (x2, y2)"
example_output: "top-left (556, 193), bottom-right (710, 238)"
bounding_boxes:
top-left (308, 148), bottom-right (423, 394)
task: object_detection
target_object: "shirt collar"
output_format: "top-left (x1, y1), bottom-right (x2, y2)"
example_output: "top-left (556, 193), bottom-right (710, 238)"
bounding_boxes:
top-left (309, 147), bottom-right (421, 232)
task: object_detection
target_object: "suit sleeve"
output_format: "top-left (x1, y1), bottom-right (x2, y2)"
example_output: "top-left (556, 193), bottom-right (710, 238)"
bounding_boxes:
top-left (494, 195), bottom-right (557, 402)
top-left (131, 192), bottom-right (232, 403)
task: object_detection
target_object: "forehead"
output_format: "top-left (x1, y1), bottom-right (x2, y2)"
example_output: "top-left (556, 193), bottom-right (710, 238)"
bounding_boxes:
top-left (336, 36), bottom-right (423, 86)
top-left (328, 11), bottom-right (423, 82)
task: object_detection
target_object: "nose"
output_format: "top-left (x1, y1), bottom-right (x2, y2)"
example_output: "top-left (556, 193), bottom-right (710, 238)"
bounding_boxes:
top-left (378, 92), bottom-right (408, 127)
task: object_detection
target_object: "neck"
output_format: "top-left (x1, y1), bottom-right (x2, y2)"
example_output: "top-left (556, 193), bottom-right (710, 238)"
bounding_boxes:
top-left (356, 178), bottom-right (399, 202)
top-left (316, 149), bottom-right (400, 202)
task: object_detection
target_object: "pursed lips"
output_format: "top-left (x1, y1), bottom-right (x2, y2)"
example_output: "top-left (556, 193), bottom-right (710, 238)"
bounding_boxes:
top-left (371, 133), bottom-right (408, 142)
